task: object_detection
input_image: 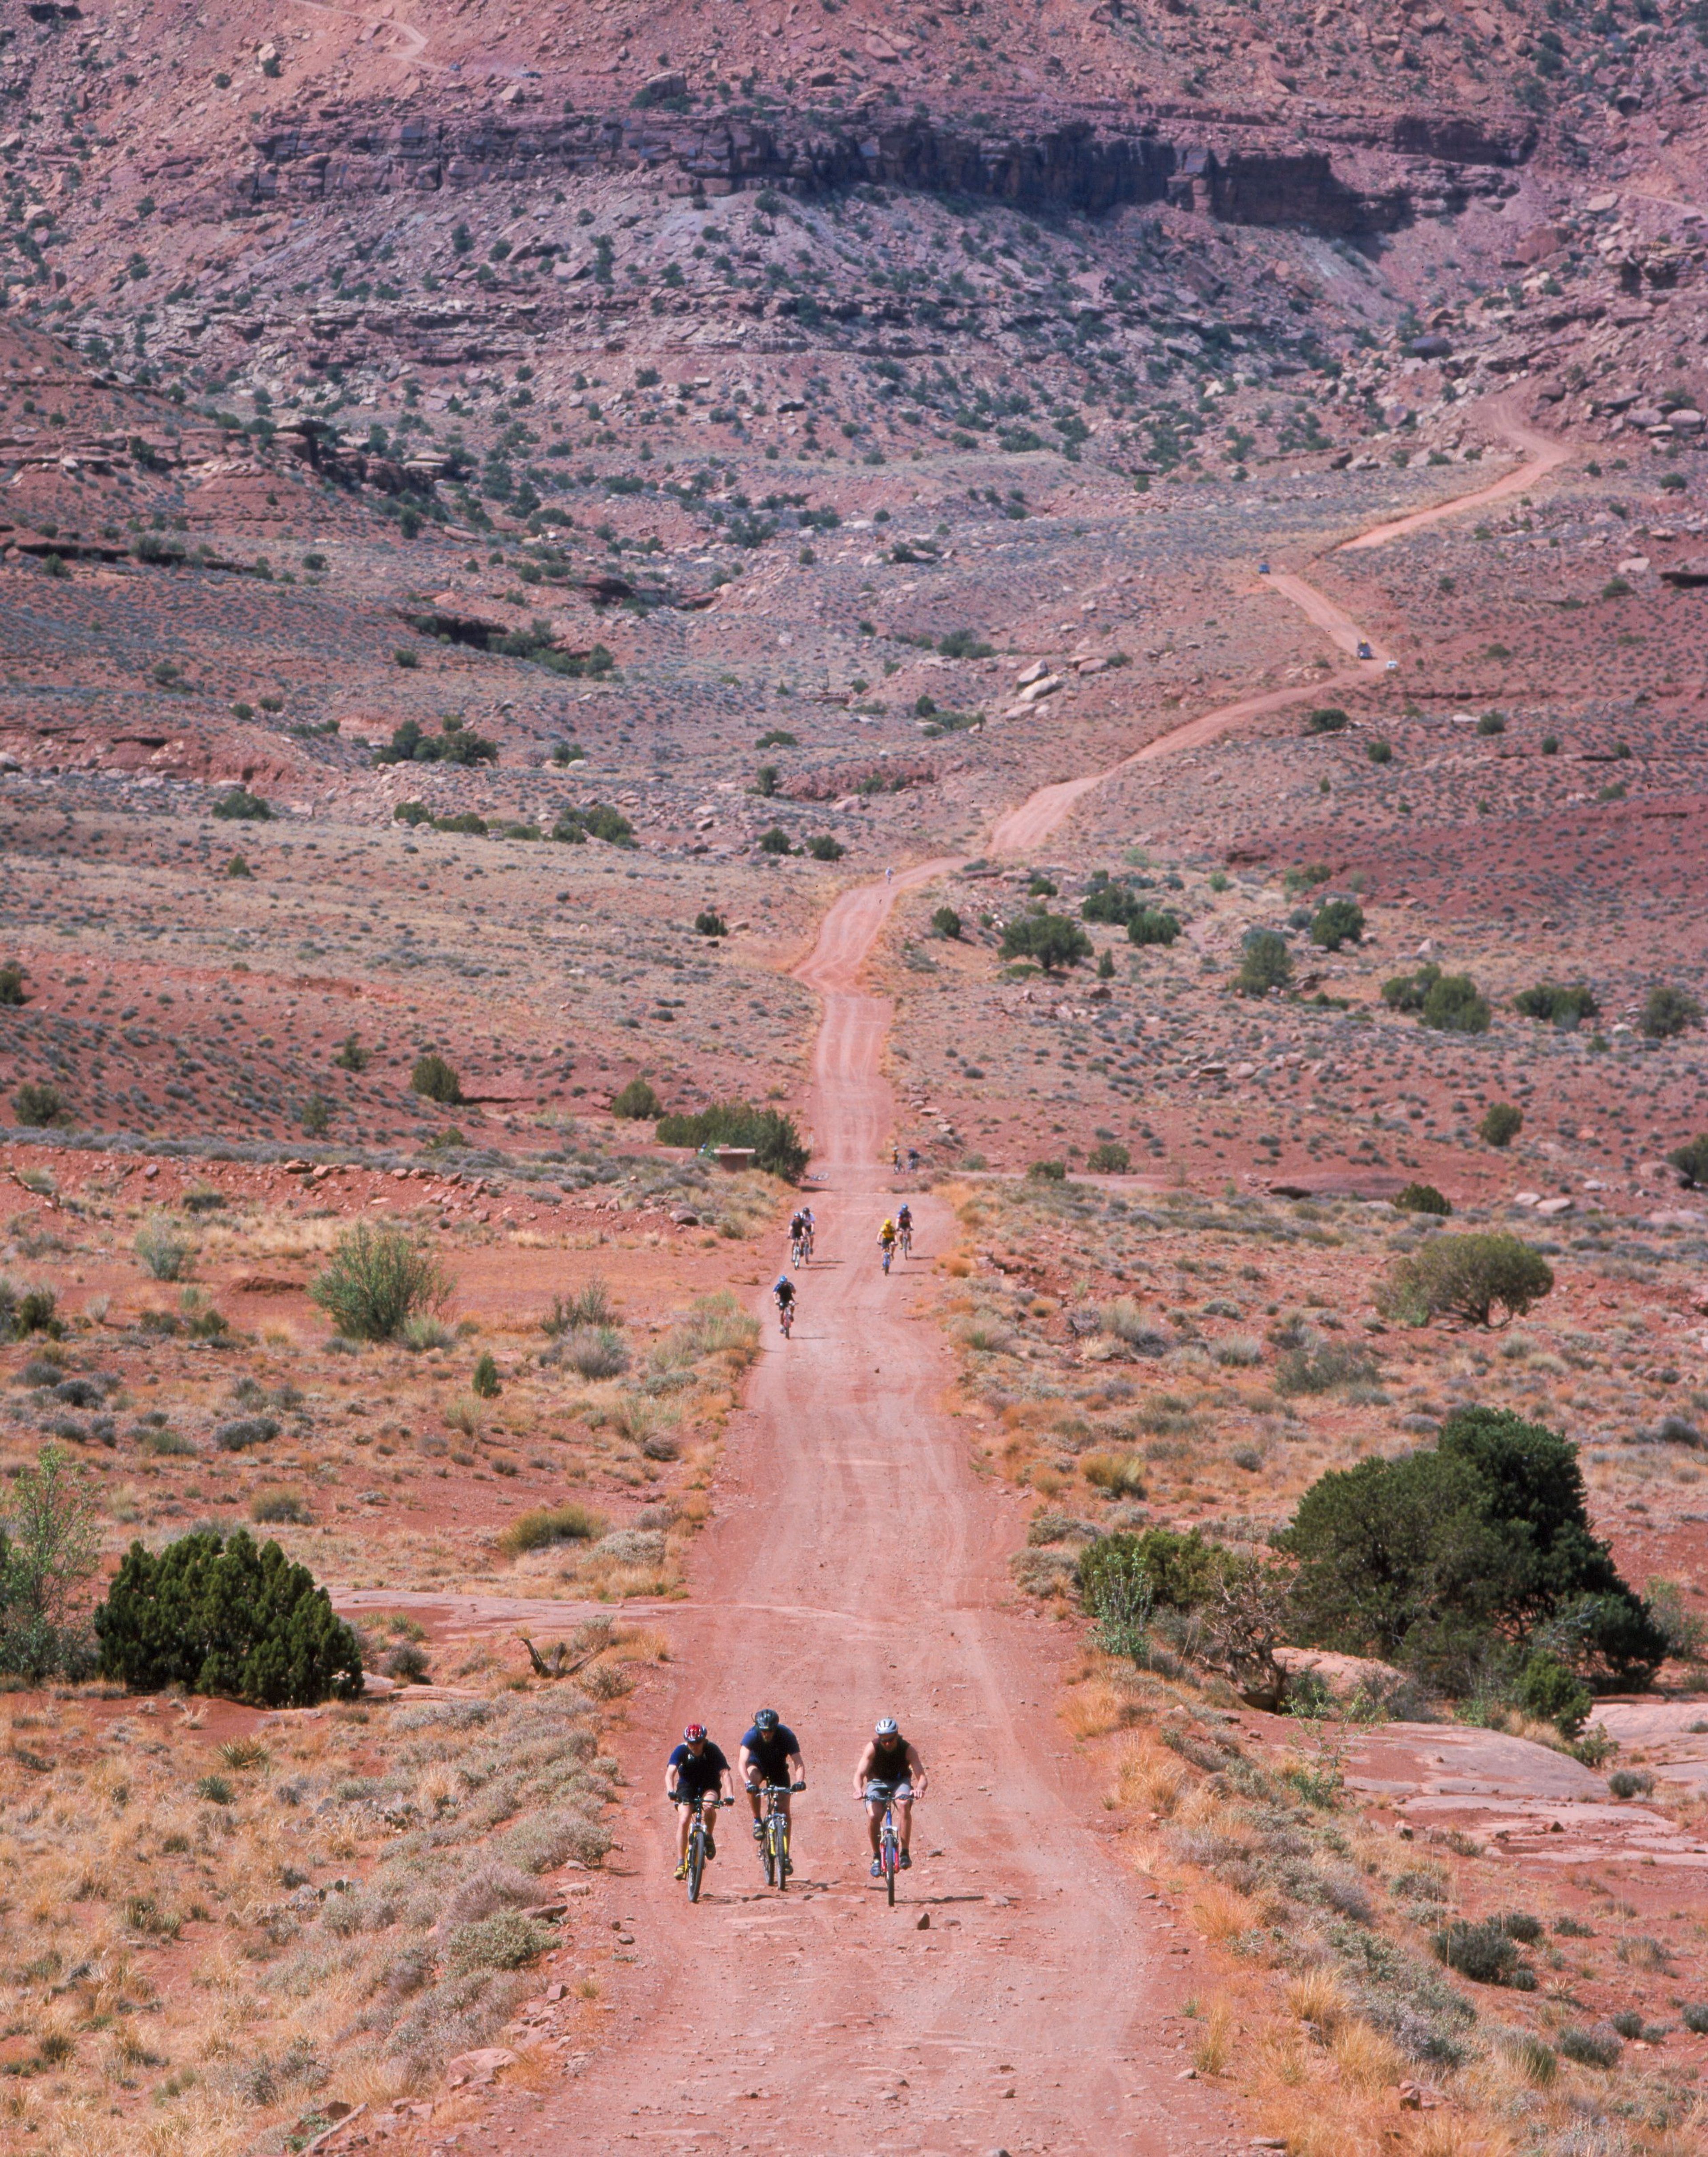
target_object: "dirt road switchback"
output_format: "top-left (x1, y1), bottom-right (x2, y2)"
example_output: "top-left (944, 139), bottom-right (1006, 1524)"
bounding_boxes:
top-left (515, 877), bottom-right (1244, 2157)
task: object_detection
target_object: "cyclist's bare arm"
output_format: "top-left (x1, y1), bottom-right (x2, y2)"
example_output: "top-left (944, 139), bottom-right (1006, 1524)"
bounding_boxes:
top-left (788, 1750), bottom-right (806, 1786)
top-left (903, 1743), bottom-right (927, 1796)
top-left (738, 1746), bottom-right (757, 1787)
top-left (852, 1741), bottom-right (878, 1798)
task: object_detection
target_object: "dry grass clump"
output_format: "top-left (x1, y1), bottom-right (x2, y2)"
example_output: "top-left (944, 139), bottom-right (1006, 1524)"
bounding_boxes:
top-left (0, 1673), bottom-right (631, 2152)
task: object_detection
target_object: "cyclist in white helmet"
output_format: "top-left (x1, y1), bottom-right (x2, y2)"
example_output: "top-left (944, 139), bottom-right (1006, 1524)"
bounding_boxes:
top-left (853, 1718), bottom-right (927, 1877)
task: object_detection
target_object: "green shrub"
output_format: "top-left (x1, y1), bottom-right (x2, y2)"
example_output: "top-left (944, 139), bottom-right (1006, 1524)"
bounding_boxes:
top-left (1382, 963), bottom-right (1438, 1014)
top-left (1377, 1232), bottom-right (1552, 1329)
top-left (226, 854), bottom-right (252, 879)
top-left (14, 1082), bottom-right (68, 1128)
top-left (1127, 907), bottom-right (1181, 948)
top-left (197, 1773), bottom-right (234, 1805)
top-left (1513, 981), bottom-right (1597, 1026)
top-left (1476, 710), bottom-right (1506, 736)
top-left (552, 803), bottom-right (634, 847)
top-left (1515, 1650), bottom-right (1592, 1736)
top-left (1394, 1182), bottom-right (1451, 1217)
top-left (471, 1351), bottom-right (501, 1399)
top-left (0, 1284), bottom-right (59, 1341)
top-left (1304, 706), bottom-right (1350, 734)
top-left (1080, 1527), bottom-right (1229, 1614)
top-left (1081, 877), bottom-right (1141, 927)
top-left (1027, 1158), bottom-right (1066, 1183)
top-left (250, 1488), bottom-right (312, 1525)
top-left (411, 1052), bottom-right (463, 1104)
top-left (0, 1445), bottom-right (99, 1681)
top-left (374, 716), bottom-right (497, 765)
top-left (1558, 2025), bottom-right (1621, 2069)
top-left (1087, 1141), bottom-right (1130, 1173)
top-left (1282, 1407), bottom-right (1667, 1690)
top-left (310, 1223), bottom-right (451, 1342)
top-left (757, 826), bottom-right (793, 855)
top-left (611, 1077), bottom-right (661, 1120)
top-left (211, 788), bottom-right (272, 822)
top-left (1479, 1103), bottom-right (1523, 1149)
top-left (496, 1503), bottom-right (607, 1558)
top-left (1310, 898), bottom-right (1364, 950)
top-left (653, 1101), bottom-right (809, 1180)
top-left (1275, 1340), bottom-right (1379, 1395)
top-left (0, 962), bottom-right (25, 1006)
top-left (806, 834), bottom-right (845, 861)
top-left (95, 1528), bottom-right (363, 1706)
top-left (1433, 1919), bottom-right (1519, 1985)
top-left (1607, 1767), bottom-right (1652, 1799)
top-left (1422, 972), bottom-right (1490, 1034)
top-left (135, 1216), bottom-right (195, 1281)
top-left (1233, 930), bottom-right (1292, 998)
top-left (1667, 1133), bottom-right (1708, 1188)
top-left (542, 1278), bottom-right (616, 1334)
top-left (694, 911), bottom-right (728, 938)
top-left (1000, 914), bottom-right (1092, 971)
top-left (1642, 984), bottom-right (1701, 1040)
top-left (1682, 2004), bottom-right (1708, 2036)
top-left (931, 906), bottom-right (962, 940)
top-left (1367, 737), bottom-right (1393, 765)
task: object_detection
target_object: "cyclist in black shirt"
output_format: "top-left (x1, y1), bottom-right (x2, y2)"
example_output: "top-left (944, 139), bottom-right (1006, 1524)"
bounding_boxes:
top-left (666, 1723), bottom-right (734, 1881)
top-left (738, 1707), bottom-right (806, 1855)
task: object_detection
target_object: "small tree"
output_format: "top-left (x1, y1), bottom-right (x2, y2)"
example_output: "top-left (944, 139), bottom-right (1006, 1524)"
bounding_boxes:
top-left (611, 1077), bottom-right (661, 1119)
top-left (0, 1445), bottom-right (100, 1681)
top-left (211, 787), bottom-right (272, 821)
top-left (1127, 907), bottom-right (1181, 948)
top-left (96, 1528), bottom-right (363, 1706)
top-left (1304, 707), bottom-right (1350, 734)
top-left (1086, 1140), bottom-right (1130, 1173)
top-left (757, 825), bottom-right (793, 855)
top-left (932, 905), bottom-right (962, 940)
top-left (806, 835), bottom-right (844, 861)
top-left (1642, 985), bottom-right (1702, 1041)
top-left (1233, 930), bottom-right (1293, 998)
top-left (1394, 1182), bottom-right (1451, 1217)
top-left (1667, 1134), bottom-right (1708, 1189)
top-left (471, 1351), bottom-right (501, 1399)
top-left (411, 1052), bottom-right (463, 1104)
top-left (335, 1033), bottom-right (370, 1071)
top-left (694, 911), bottom-right (728, 938)
top-left (1378, 1233), bottom-right (1554, 1329)
top-left (999, 914), bottom-right (1092, 972)
top-left (1310, 898), bottom-right (1365, 951)
top-left (310, 1223), bottom-right (451, 1341)
top-left (1514, 982), bottom-right (1597, 1026)
top-left (0, 961), bottom-right (25, 1006)
top-left (1479, 1102), bottom-right (1524, 1149)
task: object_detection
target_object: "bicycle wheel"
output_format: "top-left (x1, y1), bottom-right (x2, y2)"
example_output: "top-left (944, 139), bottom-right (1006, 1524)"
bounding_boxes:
top-left (688, 1822), bottom-right (705, 1903)
top-left (884, 1823), bottom-right (897, 1907)
top-left (761, 1816), bottom-right (777, 1888)
top-left (777, 1815), bottom-right (790, 1892)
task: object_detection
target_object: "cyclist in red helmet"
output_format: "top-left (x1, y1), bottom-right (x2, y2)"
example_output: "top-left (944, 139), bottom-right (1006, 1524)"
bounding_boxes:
top-left (666, 1723), bottom-right (734, 1881)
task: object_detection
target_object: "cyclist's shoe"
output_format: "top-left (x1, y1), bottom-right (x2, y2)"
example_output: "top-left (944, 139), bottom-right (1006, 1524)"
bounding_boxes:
top-left (899, 1849), bottom-right (912, 1870)
top-left (870, 1858), bottom-right (884, 1879)
top-left (674, 1860), bottom-right (688, 1881)
top-left (753, 1820), bottom-right (765, 1840)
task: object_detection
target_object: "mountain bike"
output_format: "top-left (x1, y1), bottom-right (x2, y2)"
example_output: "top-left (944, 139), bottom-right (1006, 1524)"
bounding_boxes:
top-left (877, 1794), bottom-right (901, 1905)
top-left (880, 1239), bottom-right (894, 1276)
top-left (790, 1229), bottom-right (807, 1268)
top-left (777, 1295), bottom-right (794, 1338)
top-left (801, 1225), bottom-right (814, 1264)
top-left (898, 1222), bottom-right (913, 1260)
top-left (677, 1792), bottom-right (731, 1904)
top-left (753, 1780), bottom-right (805, 1890)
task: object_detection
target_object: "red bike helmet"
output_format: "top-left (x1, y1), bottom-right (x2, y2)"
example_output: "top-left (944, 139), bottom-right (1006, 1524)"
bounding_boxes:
top-left (683, 1723), bottom-right (707, 1743)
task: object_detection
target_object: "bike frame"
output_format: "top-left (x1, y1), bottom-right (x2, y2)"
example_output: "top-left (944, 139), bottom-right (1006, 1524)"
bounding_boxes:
top-left (677, 1790), bottom-right (729, 1904)
top-left (756, 1782), bottom-right (794, 1890)
top-left (879, 1799), bottom-right (900, 1906)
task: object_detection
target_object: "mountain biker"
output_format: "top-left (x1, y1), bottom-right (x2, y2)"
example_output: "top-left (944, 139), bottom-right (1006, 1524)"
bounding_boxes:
top-left (773, 1273), bottom-right (796, 1333)
top-left (667, 1724), bottom-right (735, 1880)
top-left (896, 1202), bottom-right (912, 1255)
top-left (799, 1206), bottom-right (815, 1262)
top-left (854, 1719), bottom-right (927, 1876)
top-left (789, 1208), bottom-right (808, 1262)
top-left (739, 1708), bottom-right (806, 1867)
top-left (878, 1216), bottom-right (897, 1272)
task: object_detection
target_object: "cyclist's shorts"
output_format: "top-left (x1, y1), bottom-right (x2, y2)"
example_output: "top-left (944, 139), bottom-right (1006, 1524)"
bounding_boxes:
top-left (865, 1779), bottom-right (913, 1804)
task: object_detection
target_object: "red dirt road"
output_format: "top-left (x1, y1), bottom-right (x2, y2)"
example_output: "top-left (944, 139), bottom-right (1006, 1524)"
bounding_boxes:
top-left (512, 877), bottom-right (1242, 2157)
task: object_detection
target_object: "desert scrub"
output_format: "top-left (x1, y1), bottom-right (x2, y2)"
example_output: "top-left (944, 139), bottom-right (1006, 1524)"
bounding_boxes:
top-left (310, 1222), bottom-right (453, 1341)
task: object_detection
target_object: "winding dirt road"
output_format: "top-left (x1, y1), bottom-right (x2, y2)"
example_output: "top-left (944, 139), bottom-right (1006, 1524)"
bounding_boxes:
top-left (499, 414), bottom-right (1569, 2157)
top-left (513, 867), bottom-right (1243, 2157)
top-left (990, 408), bottom-right (1566, 857)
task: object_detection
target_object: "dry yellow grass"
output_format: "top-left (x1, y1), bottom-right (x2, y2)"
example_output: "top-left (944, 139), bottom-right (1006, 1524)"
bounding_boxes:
top-left (1189, 1881), bottom-right (1258, 1943)
top-left (1060, 1678), bottom-right (1130, 1738)
top-left (1112, 1736), bottom-right (1188, 1817)
top-left (1331, 2019), bottom-right (1404, 2094)
top-left (1284, 1968), bottom-right (1349, 2034)
top-left (1191, 1994), bottom-right (1237, 2076)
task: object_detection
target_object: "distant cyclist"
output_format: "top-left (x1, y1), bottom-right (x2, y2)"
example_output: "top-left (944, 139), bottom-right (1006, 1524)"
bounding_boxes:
top-left (878, 1217), bottom-right (897, 1274)
top-left (896, 1202), bottom-right (913, 1259)
top-left (789, 1209), bottom-right (808, 1267)
top-left (667, 1723), bottom-right (735, 1880)
top-left (740, 1708), bottom-right (806, 1869)
top-left (799, 1206), bottom-right (815, 1264)
top-left (854, 1718), bottom-right (927, 1877)
top-left (773, 1272), bottom-right (796, 1335)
